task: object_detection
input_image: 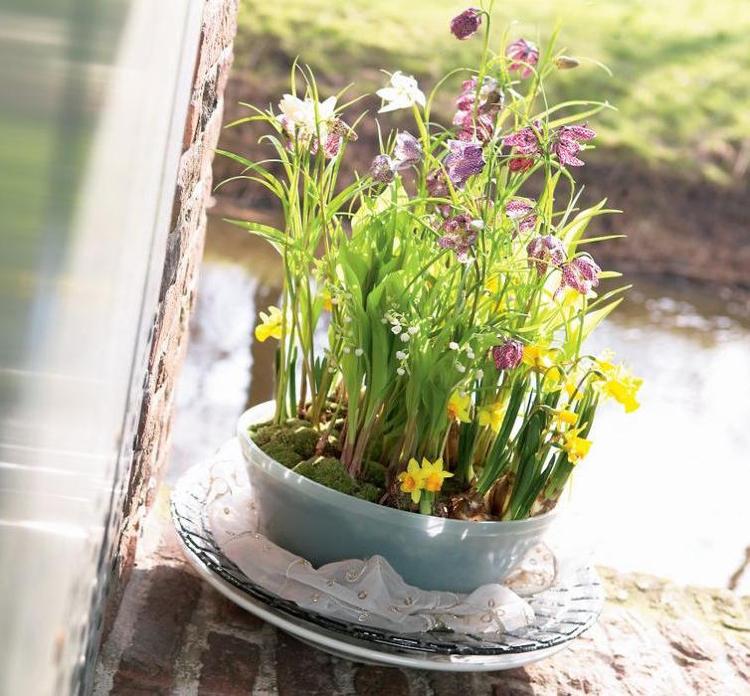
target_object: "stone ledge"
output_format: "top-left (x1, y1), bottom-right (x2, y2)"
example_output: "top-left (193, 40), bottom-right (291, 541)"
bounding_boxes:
top-left (94, 485), bottom-right (750, 696)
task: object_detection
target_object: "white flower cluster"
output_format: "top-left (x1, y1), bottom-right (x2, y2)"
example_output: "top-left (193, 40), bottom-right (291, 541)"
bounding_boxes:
top-left (384, 311), bottom-right (421, 376)
top-left (448, 340), bottom-right (476, 374)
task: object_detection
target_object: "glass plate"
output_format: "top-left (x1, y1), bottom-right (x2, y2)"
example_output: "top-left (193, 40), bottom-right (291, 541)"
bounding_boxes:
top-left (171, 461), bottom-right (603, 671)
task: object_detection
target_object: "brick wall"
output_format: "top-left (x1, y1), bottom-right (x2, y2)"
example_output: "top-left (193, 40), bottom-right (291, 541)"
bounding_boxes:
top-left (104, 0), bottom-right (239, 631)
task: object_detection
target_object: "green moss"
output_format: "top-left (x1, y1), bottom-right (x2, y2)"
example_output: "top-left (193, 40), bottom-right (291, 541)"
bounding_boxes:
top-left (293, 456), bottom-right (356, 495)
top-left (354, 482), bottom-right (382, 503)
top-left (287, 426), bottom-right (319, 459)
top-left (284, 418), bottom-right (308, 429)
top-left (260, 441), bottom-right (302, 469)
top-left (361, 459), bottom-right (386, 487)
top-left (251, 423), bottom-right (287, 447)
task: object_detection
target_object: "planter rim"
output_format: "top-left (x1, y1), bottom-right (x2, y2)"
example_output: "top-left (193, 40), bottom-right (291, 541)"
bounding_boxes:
top-left (237, 401), bottom-right (558, 535)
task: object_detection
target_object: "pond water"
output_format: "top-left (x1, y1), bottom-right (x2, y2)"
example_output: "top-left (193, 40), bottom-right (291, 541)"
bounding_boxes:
top-left (170, 217), bottom-right (750, 592)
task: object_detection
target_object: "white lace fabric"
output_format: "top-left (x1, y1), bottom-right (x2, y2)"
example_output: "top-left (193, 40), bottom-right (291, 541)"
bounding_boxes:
top-left (205, 439), bottom-right (564, 635)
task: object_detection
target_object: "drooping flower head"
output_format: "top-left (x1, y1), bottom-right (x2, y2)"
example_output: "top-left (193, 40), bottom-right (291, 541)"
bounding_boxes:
top-left (555, 409), bottom-right (579, 428)
top-left (560, 255), bottom-right (601, 295)
top-left (503, 124), bottom-right (542, 172)
top-left (393, 131), bottom-right (423, 169)
top-left (504, 198), bottom-right (538, 233)
top-left (522, 344), bottom-right (556, 371)
top-left (478, 401), bottom-right (505, 432)
top-left (255, 306), bottom-right (283, 342)
top-left (322, 131), bottom-right (342, 159)
top-left (426, 168), bottom-right (450, 198)
top-left (561, 428), bottom-right (592, 464)
top-left (506, 38), bottom-right (539, 78)
top-left (437, 214), bottom-right (477, 264)
top-left (321, 117), bottom-right (357, 159)
top-left (595, 357), bottom-right (642, 413)
top-left (453, 77), bottom-right (504, 142)
top-left (492, 339), bottom-right (524, 370)
top-left (450, 8), bottom-right (482, 40)
top-left (447, 391), bottom-right (472, 422)
top-left (376, 71), bottom-right (426, 113)
top-left (551, 123), bottom-right (596, 167)
top-left (444, 139), bottom-right (485, 186)
top-left (526, 235), bottom-right (567, 276)
top-left (370, 154), bottom-right (396, 184)
top-left (277, 94), bottom-right (338, 149)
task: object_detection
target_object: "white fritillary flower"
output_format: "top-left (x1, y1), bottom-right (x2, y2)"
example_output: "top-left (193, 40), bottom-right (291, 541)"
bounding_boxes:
top-left (376, 72), bottom-right (426, 113)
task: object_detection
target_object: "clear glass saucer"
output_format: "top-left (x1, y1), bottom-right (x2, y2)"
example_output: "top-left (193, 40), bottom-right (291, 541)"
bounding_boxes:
top-left (171, 461), bottom-right (603, 671)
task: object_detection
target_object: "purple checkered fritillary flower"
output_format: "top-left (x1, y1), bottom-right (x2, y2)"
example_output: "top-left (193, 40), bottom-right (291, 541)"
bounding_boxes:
top-left (445, 140), bottom-right (485, 187)
top-left (450, 8), bottom-right (482, 40)
top-left (559, 255), bottom-right (601, 295)
top-left (426, 168), bottom-right (449, 198)
top-left (393, 131), bottom-right (423, 170)
top-left (492, 340), bottom-right (524, 370)
top-left (453, 77), bottom-right (503, 143)
top-left (503, 124), bottom-right (541, 173)
top-left (551, 124), bottom-right (596, 167)
top-left (438, 214), bottom-right (477, 264)
top-left (527, 235), bottom-right (567, 276)
top-left (370, 154), bottom-right (396, 184)
top-left (507, 38), bottom-right (539, 78)
top-left (504, 198), bottom-right (538, 234)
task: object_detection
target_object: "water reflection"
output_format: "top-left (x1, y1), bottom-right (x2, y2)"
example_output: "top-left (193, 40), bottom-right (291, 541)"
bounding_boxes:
top-left (171, 216), bottom-right (750, 591)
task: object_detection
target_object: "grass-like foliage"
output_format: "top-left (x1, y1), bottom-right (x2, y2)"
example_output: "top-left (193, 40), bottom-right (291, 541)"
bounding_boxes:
top-left (223, 3), bottom-right (641, 520)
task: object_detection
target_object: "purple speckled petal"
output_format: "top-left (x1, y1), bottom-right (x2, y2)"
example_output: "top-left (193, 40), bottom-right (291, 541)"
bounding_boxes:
top-left (393, 131), bottom-right (423, 169)
top-left (445, 140), bottom-right (486, 186)
top-left (450, 8), bottom-right (482, 40)
top-left (492, 340), bottom-right (524, 370)
top-left (370, 154), bottom-right (396, 183)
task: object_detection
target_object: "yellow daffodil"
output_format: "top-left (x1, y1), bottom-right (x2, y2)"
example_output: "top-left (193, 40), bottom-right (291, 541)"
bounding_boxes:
top-left (562, 429), bottom-right (592, 464)
top-left (321, 290), bottom-right (333, 312)
top-left (602, 374), bottom-right (642, 412)
top-left (421, 458), bottom-right (453, 492)
top-left (555, 409), bottom-right (578, 427)
top-left (397, 458), bottom-right (426, 503)
top-left (254, 306), bottom-right (283, 342)
top-left (522, 344), bottom-right (555, 371)
top-left (484, 274), bottom-right (499, 295)
top-left (478, 401), bottom-right (505, 432)
top-left (545, 365), bottom-right (563, 384)
top-left (556, 286), bottom-right (583, 309)
top-left (447, 391), bottom-right (471, 423)
top-left (595, 356), bottom-right (642, 413)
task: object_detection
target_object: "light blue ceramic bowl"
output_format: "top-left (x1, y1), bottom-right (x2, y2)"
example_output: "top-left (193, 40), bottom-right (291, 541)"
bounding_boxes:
top-left (237, 402), bottom-right (558, 593)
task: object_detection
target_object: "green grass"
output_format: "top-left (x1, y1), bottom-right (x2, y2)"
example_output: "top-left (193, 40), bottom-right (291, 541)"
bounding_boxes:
top-left (238, 0), bottom-right (750, 184)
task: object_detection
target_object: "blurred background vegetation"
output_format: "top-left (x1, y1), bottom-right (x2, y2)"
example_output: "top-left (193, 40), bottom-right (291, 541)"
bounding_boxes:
top-left (233, 0), bottom-right (750, 184)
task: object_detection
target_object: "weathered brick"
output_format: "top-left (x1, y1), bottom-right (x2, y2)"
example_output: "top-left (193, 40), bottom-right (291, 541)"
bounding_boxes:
top-left (198, 632), bottom-right (260, 695)
top-left (112, 566), bottom-right (202, 694)
top-left (195, 0), bottom-right (238, 90)
top-left (492, 671), bottom-right (536, 696)
top-left (430, 671), bottom-right (490, 696)
top-left (209, 589), bottom-right (265, 632)
top-left (353, 664), bottom-right (410, 696)
top-left (275, 632), bottom-right (337, 696)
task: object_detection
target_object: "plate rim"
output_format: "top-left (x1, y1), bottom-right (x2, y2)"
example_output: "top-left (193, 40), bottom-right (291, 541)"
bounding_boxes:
top-left (175, 530), bottom-right (572, 671)
top-left (170, 459), bottom-right (603, 671)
